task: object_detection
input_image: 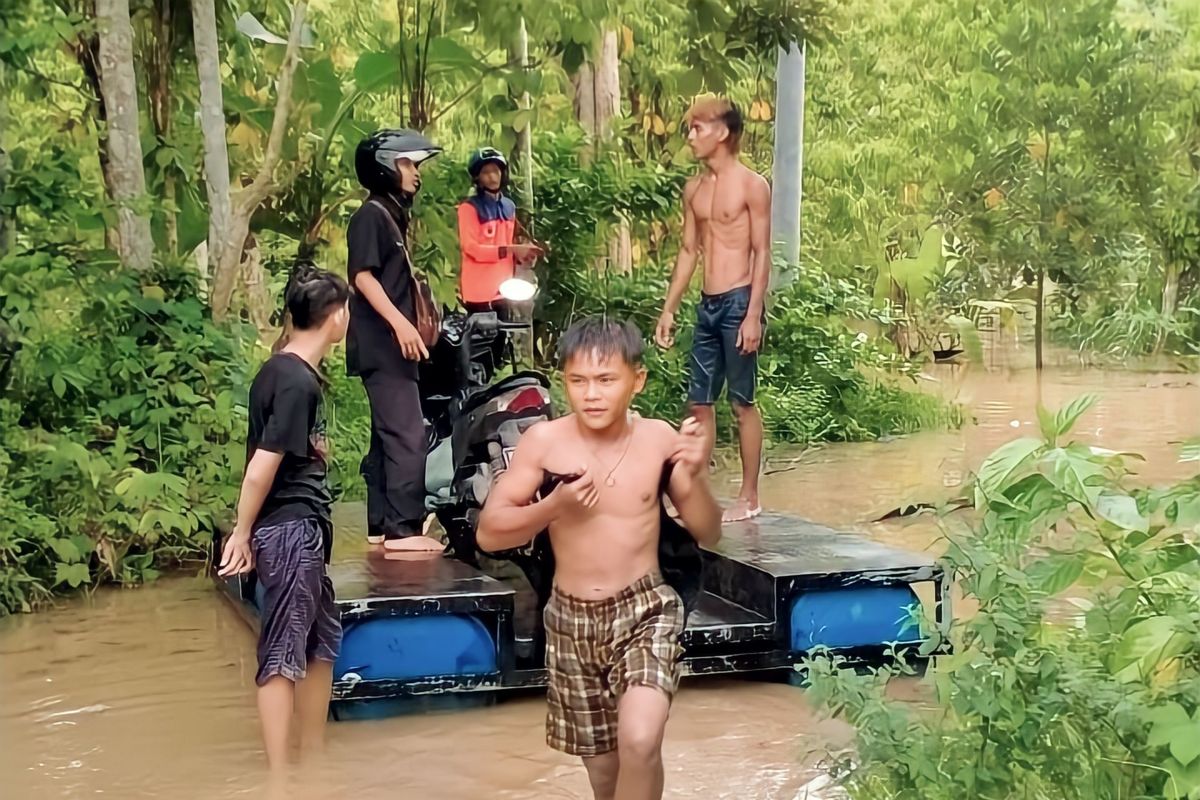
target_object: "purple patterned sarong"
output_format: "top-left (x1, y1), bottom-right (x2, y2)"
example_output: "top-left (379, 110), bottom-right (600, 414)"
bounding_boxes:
top-left (251, 517), bottom-right (341, 686)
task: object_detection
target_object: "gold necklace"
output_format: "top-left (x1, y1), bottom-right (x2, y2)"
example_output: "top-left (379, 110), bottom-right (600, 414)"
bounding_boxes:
top-left (589, 419), bottom-right (635, 487)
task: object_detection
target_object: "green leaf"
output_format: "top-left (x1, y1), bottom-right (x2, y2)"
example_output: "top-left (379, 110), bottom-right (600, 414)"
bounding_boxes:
top-left (1054, 394), bottom-right (1097, 438)
top-left (52, 374), bottom-right (66, 398)
top-left (1169, 493), bottom-right (1200, 528)
top-left (425, 37), bottom-right (479, 71)
top-left (1172, 728), bottom-right (1200, 768)
top-left (354, 51), bottom-right (399, 93)
top-left (54, 440), bottom-right (93, 476)
top-left (55, 562), bottom-right (91, 588)
top-left (1163, 755), bottom-right (1200, 799)
top-left (1096, 492), bottom-right (1149, 533)
top-left (1036, 404), bottom-right (1058, 445)
top-left (1112, 616), bottom-right (1187, 683)
top-left (676, 67), bottom-right (703, 96)
top-left (49, 538), bottom-right (81, 563)
top-left (974, 437), bottom-right (1042, 505)
top-left (1145, 702), bottom-right (1190, 746)
top-left (1045, 447), bottom-right (1104, 507)
top-left (1027, 554), bottom-right (1083, 595)
top-left (510, 108), bottom-right (533, 133)
top-left (172, 384), bottom-right (202, 405)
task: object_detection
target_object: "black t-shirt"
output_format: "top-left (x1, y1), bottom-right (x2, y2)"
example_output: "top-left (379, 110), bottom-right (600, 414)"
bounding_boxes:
top-left (246, 353), bottom-right (332, 530)
top-left (346, 195), bottom-right (417, 378)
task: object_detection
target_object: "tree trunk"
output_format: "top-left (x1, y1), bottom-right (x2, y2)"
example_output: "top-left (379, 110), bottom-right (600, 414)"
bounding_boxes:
top-left (190, 0), bottom-right (232, 285)
top-left (61, 0), bottom-right (119, 252)
top-left (0, 62), bottom-right (11, 255)
top-left (239, 234), bottom-right (275, 338)
top-left (508, 17), bottom-right (534, 217)
top-left (1035, 263), bottom-right (1044, 371)
top-left (770, 41), bottom-right (805, 267)
top-left (571, 29), bottom-right (630, 272)
top-left (572, 29), bottom-right (620, 153)
top-left (209, 1), bottom-right (308, 323)
top-left (95, 0), bottom-right (154, 272)
top-left (1155, 260), bottom-right (1181, 354)
top-left (146, 0), bottom-right (177, 254)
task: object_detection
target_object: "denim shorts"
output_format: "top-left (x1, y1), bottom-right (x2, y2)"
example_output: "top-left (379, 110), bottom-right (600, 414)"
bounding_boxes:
top-left (252, 517), bottom-right (342, 686)
top-left (687, 285), bottom-right (762, 406)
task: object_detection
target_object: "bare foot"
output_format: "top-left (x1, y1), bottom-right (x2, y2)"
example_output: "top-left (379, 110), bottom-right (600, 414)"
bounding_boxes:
top-left (722, 498), bottom-right (762, 523)
top-left (382, 535), bottom-right (444, 554)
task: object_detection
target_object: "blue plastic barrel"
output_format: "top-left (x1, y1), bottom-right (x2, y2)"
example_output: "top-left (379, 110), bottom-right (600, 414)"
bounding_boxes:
top-left (789, 585), bottom-right (923, 651)
top-left (335, 615), bottom-right (498, 682)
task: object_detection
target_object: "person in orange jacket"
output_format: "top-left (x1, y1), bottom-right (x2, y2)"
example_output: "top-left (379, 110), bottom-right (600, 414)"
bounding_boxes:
top-left (457, 147), bottom-right (540, 313)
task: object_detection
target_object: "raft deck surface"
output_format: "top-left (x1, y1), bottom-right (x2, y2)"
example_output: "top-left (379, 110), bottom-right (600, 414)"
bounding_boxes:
top-left (217, 507), bottom-right (950, 703)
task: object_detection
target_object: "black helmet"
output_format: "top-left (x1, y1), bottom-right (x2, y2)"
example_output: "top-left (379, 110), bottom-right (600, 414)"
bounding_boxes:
top-left (355, 129), bottom-right (443, 196)
top-left (467, 146), bottom-right (508, 180)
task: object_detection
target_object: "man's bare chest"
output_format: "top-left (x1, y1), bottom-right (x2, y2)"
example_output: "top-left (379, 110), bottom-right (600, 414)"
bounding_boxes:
top-left (693, 178), bottom-right (748, 227)
top-left (544, 450), bottom-right (666, 512)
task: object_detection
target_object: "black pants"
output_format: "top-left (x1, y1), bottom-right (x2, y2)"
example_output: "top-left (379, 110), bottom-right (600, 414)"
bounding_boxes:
top-left (360, 371), bottom-right (426, 538)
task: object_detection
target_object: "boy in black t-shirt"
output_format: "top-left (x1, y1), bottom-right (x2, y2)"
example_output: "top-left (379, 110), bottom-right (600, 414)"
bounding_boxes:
top-left (218, 267), bottom-right (350, 773)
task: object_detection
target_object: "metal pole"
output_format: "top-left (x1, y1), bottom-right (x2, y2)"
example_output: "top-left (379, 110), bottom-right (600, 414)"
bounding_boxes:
top-left (770, 41), bottom-right (806, 267)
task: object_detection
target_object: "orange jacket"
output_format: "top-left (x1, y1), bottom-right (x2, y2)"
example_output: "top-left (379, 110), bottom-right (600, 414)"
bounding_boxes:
top-left (457, 199), bottom-right (517, 304)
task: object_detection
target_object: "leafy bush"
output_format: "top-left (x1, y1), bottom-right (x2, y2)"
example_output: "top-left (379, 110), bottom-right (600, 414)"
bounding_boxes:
top-left (321, 350), bottom-right (371, 501)
top-left (805, 398), bottom-right (1200, 799)
top-left (0, 250), bottom-right (255, 613)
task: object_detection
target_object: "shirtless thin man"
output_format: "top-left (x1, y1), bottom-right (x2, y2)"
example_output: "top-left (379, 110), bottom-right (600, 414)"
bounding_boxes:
top-left (654, 96), bottom-right (772, 523)
top-left (478, 317), bottom-right (721, 800)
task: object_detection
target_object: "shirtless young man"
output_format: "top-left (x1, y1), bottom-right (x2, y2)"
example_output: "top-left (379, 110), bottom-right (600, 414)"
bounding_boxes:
top-left (477, 316), bottom-right (722, 800)
top-left (654, 96), bottom-right (772, 523)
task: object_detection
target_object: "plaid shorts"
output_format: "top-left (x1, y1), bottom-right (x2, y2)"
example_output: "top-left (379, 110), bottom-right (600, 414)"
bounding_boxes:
top-left (543, 571), bottom-right (686, 756)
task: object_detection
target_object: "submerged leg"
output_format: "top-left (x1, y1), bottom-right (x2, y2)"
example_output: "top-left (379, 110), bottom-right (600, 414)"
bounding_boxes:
top-left (582, 750), bottom-right (621, 800)
top-left (257, 675), bottom-right (295, 772)
top-left (294, 658), bottom-right (333, 757)
top-left (614, 685), bottom-right (671, 800)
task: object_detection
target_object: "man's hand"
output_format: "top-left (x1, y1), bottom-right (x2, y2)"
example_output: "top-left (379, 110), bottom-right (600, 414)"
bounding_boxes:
top-left (511, 243), bottom-right (543, 265)
top-left (670, 417), bottom-right (708, 479)
top-left (217, 529), bottom-right (253, 577)
top-left (736, 315), bottom-right (763, 354)
top-left (392, 318), bottom-right (430, 361)
top-left (553, 464), bottom-right (599, 510)
top-left (655, 311), bottom-right (676, 349)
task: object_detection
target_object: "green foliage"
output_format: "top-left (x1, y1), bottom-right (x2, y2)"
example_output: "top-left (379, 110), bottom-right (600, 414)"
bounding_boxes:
top-left (0, 249), bottom-right (255, 613)
top-left (520, 154), bottom-right (961, 441)
top-left (0, 247), bottom-right (381, 613)
top-left (804, 398), bottom-right (1200, 799)
top-left (321, 350), bottom-right (371, 502)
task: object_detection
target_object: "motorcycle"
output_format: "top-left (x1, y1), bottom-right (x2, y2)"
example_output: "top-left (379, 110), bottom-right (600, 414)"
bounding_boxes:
top-left (420, 277), bottom-right (556, 637)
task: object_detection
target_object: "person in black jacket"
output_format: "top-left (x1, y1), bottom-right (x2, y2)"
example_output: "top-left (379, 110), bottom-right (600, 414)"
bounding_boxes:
top-left (346, 129), bottom-right (443, 552)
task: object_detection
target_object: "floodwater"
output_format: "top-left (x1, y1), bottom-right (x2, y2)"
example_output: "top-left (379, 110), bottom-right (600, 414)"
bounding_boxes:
top-left (2, 341), bottom-right (1197, 800)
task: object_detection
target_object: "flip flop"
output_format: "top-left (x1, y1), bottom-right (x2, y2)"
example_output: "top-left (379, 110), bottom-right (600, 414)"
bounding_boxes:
top-left (722, 503), bottom-right (763, 524)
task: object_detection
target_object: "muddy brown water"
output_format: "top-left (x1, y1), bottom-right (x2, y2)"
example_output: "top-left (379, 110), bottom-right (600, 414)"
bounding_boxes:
top-left (2, 344), bottom-right (1196, 799)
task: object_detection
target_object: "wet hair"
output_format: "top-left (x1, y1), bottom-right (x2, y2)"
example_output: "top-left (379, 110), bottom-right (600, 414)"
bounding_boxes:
top-left (556, 316), bottom-right (645, 370)
top-left (284, 262), bottom-right (349, 330)
top-left (685, 95), bottom-right (744, 152)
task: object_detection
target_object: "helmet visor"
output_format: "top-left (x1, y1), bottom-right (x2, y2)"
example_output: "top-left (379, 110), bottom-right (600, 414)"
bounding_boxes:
top-left (376, 147), bottom-right (441, 170)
